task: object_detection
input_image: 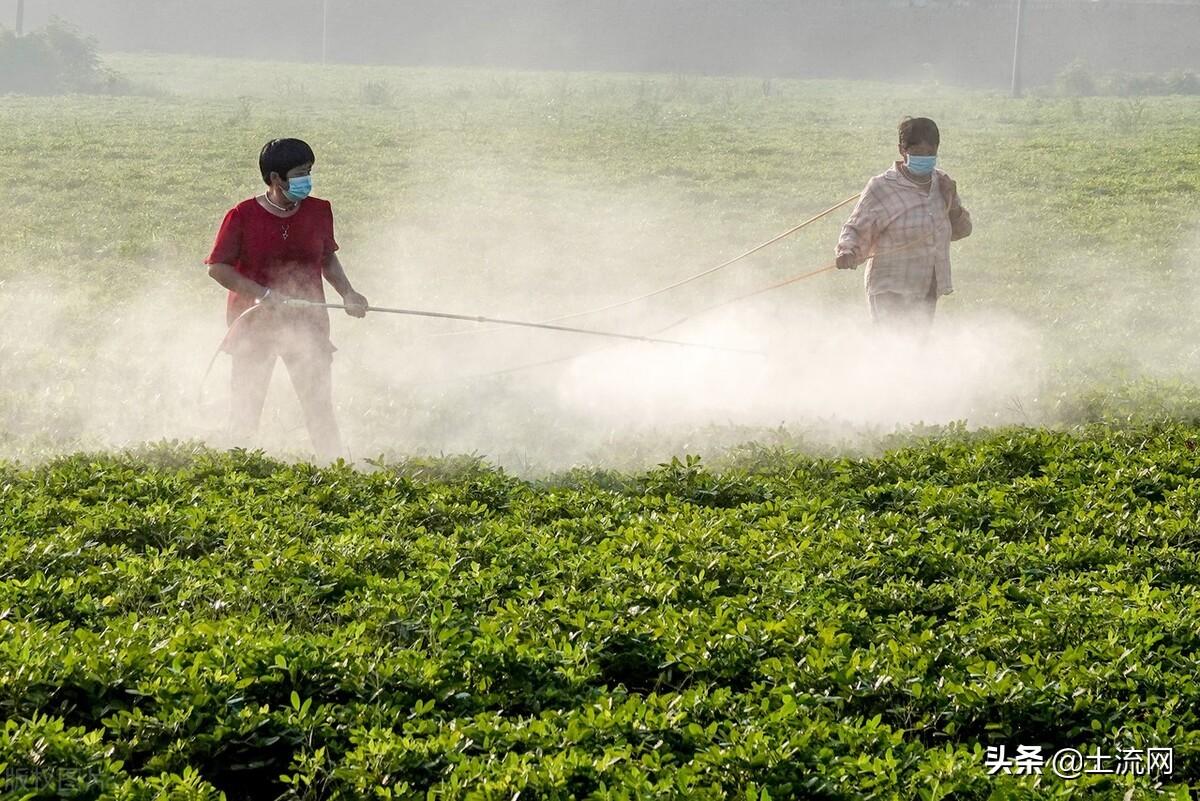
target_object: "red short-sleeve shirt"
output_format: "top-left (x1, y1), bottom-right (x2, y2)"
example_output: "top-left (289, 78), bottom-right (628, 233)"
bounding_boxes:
top-left (205, 197), bottom-right (339, 353)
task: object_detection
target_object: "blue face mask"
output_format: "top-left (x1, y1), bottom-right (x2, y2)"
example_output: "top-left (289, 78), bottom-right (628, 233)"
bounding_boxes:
top-left (283, 175), bottom-right (312, 202)
top-left (905, 154), bottom-right (937, 176)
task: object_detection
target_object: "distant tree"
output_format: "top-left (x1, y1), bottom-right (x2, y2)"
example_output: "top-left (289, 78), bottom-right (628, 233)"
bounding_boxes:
top-left (0, 16), bottom-right (125, 94)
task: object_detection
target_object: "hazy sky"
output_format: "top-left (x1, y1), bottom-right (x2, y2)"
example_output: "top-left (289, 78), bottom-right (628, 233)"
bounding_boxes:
top-left (9, 0), bottom-right (1200, 86)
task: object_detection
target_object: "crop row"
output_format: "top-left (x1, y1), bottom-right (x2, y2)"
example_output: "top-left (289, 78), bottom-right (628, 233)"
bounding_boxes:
top-left (1, 428), bottom-right (1198, 798)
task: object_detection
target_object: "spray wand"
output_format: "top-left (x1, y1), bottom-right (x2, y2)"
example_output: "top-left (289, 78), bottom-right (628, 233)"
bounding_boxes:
top-left (198, 294), bottom-right (758, 403)
top-left (281, 298), bottom-right (761, 355)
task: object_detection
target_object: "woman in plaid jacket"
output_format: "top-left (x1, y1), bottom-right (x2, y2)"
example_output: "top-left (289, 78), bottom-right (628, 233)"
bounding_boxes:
top-left (836, 117), bottom-right (972, 331)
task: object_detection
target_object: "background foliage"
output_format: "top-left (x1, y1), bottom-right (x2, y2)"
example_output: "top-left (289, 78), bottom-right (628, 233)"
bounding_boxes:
top-left (0, 18), bottom-right (125, 95)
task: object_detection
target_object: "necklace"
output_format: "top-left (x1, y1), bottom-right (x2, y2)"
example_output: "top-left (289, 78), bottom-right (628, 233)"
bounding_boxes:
top-left (263, 192), bottom-right (297, 214)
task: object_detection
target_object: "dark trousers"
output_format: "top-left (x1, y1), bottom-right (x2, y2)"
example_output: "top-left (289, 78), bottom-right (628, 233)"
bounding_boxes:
top-left (867, 279), bottom-right (939, 334)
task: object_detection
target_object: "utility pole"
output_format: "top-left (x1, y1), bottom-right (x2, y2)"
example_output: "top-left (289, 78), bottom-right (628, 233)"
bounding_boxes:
top-left (15, 0), bottom-right (25, 35)
top-left (1010, 0), bottom-right (1027, 98)
top-left (321, 0), bottom-right (328, 65)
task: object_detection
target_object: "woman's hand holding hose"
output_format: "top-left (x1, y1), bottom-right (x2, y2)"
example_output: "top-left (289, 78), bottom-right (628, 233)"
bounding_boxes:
top-left (341, 289), bottom-right (370, 318)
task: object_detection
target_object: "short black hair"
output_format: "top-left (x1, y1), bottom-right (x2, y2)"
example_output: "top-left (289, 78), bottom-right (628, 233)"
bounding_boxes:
top-left (898, 117), bottom-right (940, 150)
top-left (259, 138), bottom-right (316, 185)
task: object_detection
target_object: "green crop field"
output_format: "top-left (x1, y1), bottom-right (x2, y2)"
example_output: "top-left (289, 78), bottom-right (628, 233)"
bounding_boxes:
top-left (3, 53), bottom-right (1200, 798)
top-left (3, 432), bottom-right (1200, 799)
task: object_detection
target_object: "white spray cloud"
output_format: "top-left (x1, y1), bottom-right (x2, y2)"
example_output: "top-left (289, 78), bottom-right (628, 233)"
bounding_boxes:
top-left (0, 164), bottom-right (1088, 473)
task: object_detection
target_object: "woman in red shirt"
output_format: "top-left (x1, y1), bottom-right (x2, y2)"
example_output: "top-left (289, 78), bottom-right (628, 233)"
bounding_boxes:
top-left (205, 138), bottom-right (369, 461)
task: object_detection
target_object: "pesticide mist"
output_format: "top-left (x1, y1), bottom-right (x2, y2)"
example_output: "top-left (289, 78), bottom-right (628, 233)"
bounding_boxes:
top-left (1, 162), bottom-right (1047, 473)
top-left (3, 49), bottom-right (1199, 472)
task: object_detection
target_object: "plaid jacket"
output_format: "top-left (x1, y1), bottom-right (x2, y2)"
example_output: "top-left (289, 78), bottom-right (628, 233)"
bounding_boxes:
top-left (836, 162), bottom-right (972, 298)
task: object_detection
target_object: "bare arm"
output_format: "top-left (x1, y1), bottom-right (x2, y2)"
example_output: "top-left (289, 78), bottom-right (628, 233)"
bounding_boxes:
top-left (322, 252), bottom-right (355, 296)
top-left (208, 262), bottom-right (268, 299)
top-left (323, 253), bottom-right (369, 317)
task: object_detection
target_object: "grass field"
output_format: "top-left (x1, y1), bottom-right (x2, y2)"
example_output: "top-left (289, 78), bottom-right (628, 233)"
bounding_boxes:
top-left (5, 55), bottom-right (1199, 313)
top-left (3, 54), bottom-right (1200, 464)
top-left (2, 53), bottom-right (1200, 798)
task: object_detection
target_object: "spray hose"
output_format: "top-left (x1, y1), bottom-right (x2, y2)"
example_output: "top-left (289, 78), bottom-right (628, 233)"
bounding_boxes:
top-left (654, 232), bottom-right (936, 335)
top-left (422, 191), bottom-right (864, 341)
top-left (535, 192), bottom-right (863, 323)
top-left (435, 189), bottom-right (956, 382)
top-left (199, 302), bottom-right (264, 403)
top-left (422, 232), bottom-right (944, 386)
